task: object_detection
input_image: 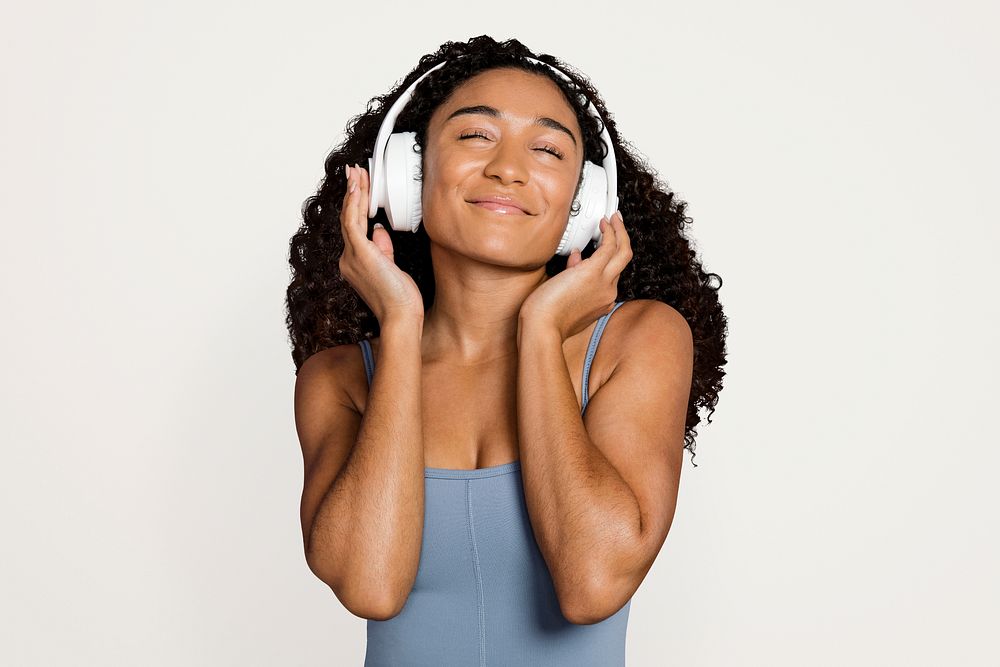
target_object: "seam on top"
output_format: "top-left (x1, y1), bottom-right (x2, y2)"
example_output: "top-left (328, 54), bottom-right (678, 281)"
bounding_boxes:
top-left (466, 480), bottom-right (487, 667)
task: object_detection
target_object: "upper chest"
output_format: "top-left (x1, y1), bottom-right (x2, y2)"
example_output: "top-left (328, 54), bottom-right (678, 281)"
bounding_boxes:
top-left (350, 305), bottom-right (632, 468)
top-left (355, 321), bottom-right (611, 412)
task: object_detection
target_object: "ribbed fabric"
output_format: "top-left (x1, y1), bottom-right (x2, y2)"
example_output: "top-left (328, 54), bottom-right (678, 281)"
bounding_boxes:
top-left (358, 301), bottom-right (630, 666)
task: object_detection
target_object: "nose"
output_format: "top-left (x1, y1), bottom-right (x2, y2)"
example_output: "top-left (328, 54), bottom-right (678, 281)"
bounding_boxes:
top-left (483, 140), bottom-right (529, 185)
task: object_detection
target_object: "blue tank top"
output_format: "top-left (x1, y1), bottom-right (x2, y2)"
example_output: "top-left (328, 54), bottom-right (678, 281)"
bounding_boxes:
top-left (357, 301), bottom-right (630, 666)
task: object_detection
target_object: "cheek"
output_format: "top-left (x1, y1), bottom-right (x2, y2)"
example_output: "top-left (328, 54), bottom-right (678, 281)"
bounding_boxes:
top-left (422, 145), bottom-right (470, 192)
top-left (541, 171), bottom-right (580, 213)
top-left (419, 151), bottom-right (469, 220)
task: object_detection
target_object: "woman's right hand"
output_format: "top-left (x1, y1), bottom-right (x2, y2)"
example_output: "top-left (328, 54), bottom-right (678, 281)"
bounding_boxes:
top-left (338, 164), bottom-right (425, 325)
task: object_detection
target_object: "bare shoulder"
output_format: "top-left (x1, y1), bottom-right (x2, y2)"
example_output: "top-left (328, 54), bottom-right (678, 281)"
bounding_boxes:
top-left (605, 299), bottom-right (692, 363)
top-left (296, 343), bottom-right (366, 404)
top-left (294, 343), bottom-right (367, 459)
top-left (577, 299), bottom-right (688, 406)
top-left (577, 300), bottom-right (693, 602)
top-left (293, 342), bottom-right (371, 553)
top-left (627, 299), bottom-right (691, 345)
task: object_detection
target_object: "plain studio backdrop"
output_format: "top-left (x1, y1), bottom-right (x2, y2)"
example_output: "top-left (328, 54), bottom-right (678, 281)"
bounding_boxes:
top-left (2, 0), bottom-right (997, 665)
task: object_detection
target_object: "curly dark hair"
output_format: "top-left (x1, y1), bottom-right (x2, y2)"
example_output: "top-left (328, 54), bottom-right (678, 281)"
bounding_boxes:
top-left (285, 35), bottom-right (728, 466)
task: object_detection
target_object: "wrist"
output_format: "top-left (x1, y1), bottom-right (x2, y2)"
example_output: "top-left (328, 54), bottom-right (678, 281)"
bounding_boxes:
top-left (517, 314), bottom-right (562, 348)
top-left (381, 314), bottom-right (424, 340)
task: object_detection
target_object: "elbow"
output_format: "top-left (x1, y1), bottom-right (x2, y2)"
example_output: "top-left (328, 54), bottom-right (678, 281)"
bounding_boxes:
top-left (333, 583), bottom-right (407, 621)
top-left (559, 596), bottom-right (618, 626)
top-left (306, 551), bottom-right (407, 621)
top-left (556, 572), bottom-right (631, 625)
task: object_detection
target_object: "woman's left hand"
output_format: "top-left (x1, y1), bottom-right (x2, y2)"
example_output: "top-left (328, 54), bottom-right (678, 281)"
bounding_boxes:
top-left (519, 210), bottom-right (633, 342)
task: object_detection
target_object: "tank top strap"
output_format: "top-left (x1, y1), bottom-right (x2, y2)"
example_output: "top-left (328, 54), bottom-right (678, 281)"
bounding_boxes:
top-left (358, 339), bottom-right (375, 387)
top-left (581, 301), bottom-right (626, 415)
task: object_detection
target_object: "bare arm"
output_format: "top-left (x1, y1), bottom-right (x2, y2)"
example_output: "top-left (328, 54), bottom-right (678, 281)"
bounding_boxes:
top-left (514, 301), bottom-right (690, 625)
top-left (295, 315), bottom-right (425, 620)
top-left (515, 319), bottom-right (642, 623)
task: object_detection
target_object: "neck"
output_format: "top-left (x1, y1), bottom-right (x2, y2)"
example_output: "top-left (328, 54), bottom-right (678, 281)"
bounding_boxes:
top-left (421, 244), bottom-right (551, 364)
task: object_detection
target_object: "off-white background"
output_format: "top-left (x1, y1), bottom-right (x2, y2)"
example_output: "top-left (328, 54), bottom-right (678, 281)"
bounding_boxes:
top-left (2, 0), bottom-right (997, 665)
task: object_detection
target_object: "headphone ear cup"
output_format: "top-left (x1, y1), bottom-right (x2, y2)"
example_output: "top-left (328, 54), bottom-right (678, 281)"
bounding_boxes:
top-left (383, 131), bottom-right (423, 232)
top-left (556, 161), bottom-right (609, 256)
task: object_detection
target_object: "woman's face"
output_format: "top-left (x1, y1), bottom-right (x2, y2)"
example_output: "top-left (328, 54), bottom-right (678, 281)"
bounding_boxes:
top-left (421, 67), bottom-right (584, 266)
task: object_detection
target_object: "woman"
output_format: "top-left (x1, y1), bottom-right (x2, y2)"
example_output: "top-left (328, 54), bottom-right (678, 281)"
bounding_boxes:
top-left (286, 35), bottom-right (728, 666)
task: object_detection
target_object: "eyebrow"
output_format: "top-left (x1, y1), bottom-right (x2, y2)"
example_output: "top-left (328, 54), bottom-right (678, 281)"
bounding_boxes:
top-left (444, 105), bottom-right (578, 148)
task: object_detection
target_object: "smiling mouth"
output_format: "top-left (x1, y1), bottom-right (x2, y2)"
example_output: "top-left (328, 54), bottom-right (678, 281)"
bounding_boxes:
top-left (469, 201), bottom-right (530, 215)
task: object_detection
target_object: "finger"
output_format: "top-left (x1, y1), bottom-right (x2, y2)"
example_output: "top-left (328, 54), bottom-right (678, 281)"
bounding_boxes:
top-left (340, 164), bottom-right (359, 250)
top-left (351, 164), bottom-right (368, 227)
top-left (363, 162), bottom-right (371, 197)
top-left (371, 222), bottom-right (395, 261)
top-left (606, 211), bottom-right (634, 275)
top-left (595, 215), bottom-right (619, 263)
top-left (567, 247), bottom-right (582, 268)
top-left (605, 212), bottom-right (628, 268)
top-left (618, 211), bottom-right (633, 262)
top-left (595, 217), bottom-right (608, 252)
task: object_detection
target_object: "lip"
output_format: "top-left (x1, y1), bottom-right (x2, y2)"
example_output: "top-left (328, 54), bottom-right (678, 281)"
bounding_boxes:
top-left (467, 194), bottom-right (533, 215)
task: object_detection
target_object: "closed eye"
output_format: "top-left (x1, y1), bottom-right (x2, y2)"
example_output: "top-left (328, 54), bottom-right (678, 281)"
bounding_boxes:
top-left (536, 145), bottom-right (565, 159)
top-left (458, 131), bottom-right (565, 160)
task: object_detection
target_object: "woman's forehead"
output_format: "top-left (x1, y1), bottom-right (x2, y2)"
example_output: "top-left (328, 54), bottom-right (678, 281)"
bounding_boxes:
top-left (431, 68), bottom-right (580, 134)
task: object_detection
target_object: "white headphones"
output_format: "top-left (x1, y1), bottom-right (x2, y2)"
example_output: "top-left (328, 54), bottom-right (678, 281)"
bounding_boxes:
top-left (365, 57), bottom-right (619, 256)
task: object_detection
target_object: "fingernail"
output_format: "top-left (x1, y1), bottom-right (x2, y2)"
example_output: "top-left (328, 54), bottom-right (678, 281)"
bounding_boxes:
top-left (374, 222), bottom-right (384, 230)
